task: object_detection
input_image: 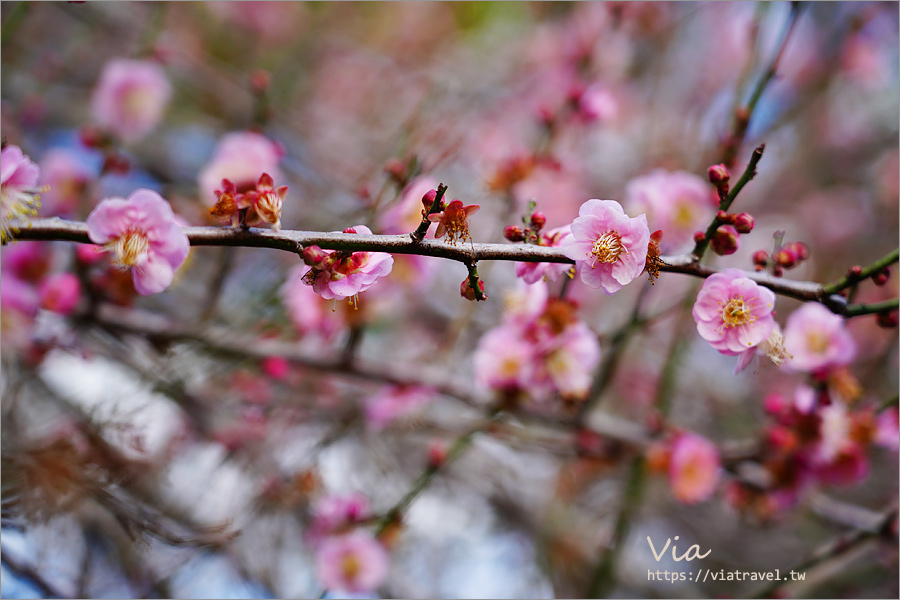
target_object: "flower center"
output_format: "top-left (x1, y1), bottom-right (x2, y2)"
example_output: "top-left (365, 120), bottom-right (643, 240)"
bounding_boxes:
top-left (590, 231), bottom-right (623, 265)
top-left (110, 231), bottom-right (150, 267)
top-left (341, 554), bottom-right (361, 581)
top-left (806, 331), bottom-right (830, 354)
top-left (721, 297), bottom-right (754, 328)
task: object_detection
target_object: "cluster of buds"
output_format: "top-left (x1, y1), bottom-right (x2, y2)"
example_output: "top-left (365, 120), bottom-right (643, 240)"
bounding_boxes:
top-left (707, 163), bottom-right (731, 200)
top-left (704, 211), bottom-right (755, 257)
top-left (209, 173), bottom-right (286, 231)
top-left (752, 238), bottom-right (810, 277)
top-left (848, 264), bottom-right (893, 287)
top-left (504, 202), bottom-right (547, 245)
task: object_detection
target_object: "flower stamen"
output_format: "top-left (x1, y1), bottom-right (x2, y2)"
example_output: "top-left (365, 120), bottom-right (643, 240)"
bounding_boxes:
top-left (722, 297), bottom-right (755, 328)
top-left (589, 231), bottom-right (624, 266)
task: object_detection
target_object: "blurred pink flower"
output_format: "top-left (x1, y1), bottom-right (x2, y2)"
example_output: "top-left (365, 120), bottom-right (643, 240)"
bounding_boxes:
top-left (531, 321), bottom-right (600, 400)
top-left (473, 325), bottom-right (536, 394)
top-left (302, 226), bottom-right (394, 301)
top-left (380, 175), bottom-right (439, 235)
top-left (577, 84), bottom-right (618, 122)
top-left (562, 199), bottom-right (649, 294)
top-left (281, 264), bottom-right (345, 338)
top-left (309, 493), bottom-right (372, 544)
top-left (198, 132), bottom-right (283, 205)
top-left (91, 59), bottom-right (171, 143)
top-left (624, 170), bottom-right (715, 253)
top-left (38, 148), bottom-right (92, 217)
top-left (1, 275), bottom-right (39, 317)
top-left (668, 433), bottom-right (721, 504)
top-left (1, 145), bottom-right (42, 242)
top-left (365, 385), bottom-right (435, 429)
top-left (783, 303), bottom-right (857, 373)
top-left (515, 225), bottom-right (572, 284)
top-left (692, 269), bottom-right (776, 356)
top-left (86, 189), bottom-right (190, 295)
top-left (2, 241), bottom-right (52, 283)
top-left (39, 273), bottom-right (81, 315)
top-left (812, 403), bottom-right (869, 485)
top-left (315, 532), bottom-right (389, 594)
top-left (875, 407), bottom-right (899, 452)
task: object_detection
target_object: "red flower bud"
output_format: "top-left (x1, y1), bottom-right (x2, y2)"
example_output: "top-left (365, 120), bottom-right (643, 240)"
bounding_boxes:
top-left (752, 250), bottom-right (769, 266)
top-left (707, 163), bottom-right (731, 185)
top-left (710, 225), bottom-right (740, 256)
top-left (428, 440), bottom-right (448, 468)
top-left (786, 241), bottom-right (809, 261)
top-left (693, 231), bottom-right (706, 244)
top-left (421, 189), bottom-right (437, 210)
top-left (504, 225), bottom-right (526, 242)
top-left (343, 227), bottom-right (358, 234)
top-left (733, 212), bottom-right (754, 234)
top-left (716, 210), bottom-right (729, 222)
top-left (302, 245), bottom-right (327, 266)
top-left (873, 267), bottom-right (891, 286)
top-left (460, 277), bottom-right (486, 301)
top-left (876, 310), bottom-right (899, 329)
top-left (848, 265), bottom-right (863, 278)
top-left (529, 211), bottom-right (547, 232)
top-left (773, 247), bottom-right (799, 269)
top-left (772, 265), bottom-right (784, 277)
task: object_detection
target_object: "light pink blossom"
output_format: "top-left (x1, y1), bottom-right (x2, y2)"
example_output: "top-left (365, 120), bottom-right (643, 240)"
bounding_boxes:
top-left (577, 84), bottom-right (618, 122)
top-left (515, 225), bottom-right (572, 284)
top-left (473, 325), bottom-right (536, 394)
top-left (91, 59), bottom-right (172, 143)
top-left (364, 385), bottom-right (435, 429)
top-left (198, 132), bottom-right (283, 205)
top-left (86, 189), bottom-right (190, 295)
top-left (692, 269), bottom-right (776, 355)
top-left (309, 494), bottom-right (372, 545)
top-left (668, 433), bottom-right (721, 504)
top-left (624, 170), bottom-right (715, 253)
top-left (783, 302), bottom-right (857, 373)
top-left (315, 532), bottom-right (389, 594)
top-left (301, 226), bottom-right (393, 301)
top-left (875, 407), bottom-right (899, 451)
top-left (38, 148), bottom-right (93, 217)
top-left (1, 145), bottom-right (43, 242)
top-left (562, 199), bottom-right (650, 294)
top-left (531, 321), bottom-right (600, 400)
top-left (39, 273), bottom-right (81, 315)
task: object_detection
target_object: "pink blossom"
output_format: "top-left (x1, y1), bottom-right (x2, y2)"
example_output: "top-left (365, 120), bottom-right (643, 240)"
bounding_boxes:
top-left (692, 269), bottom-right (776, 356)
top-left (562, 199), bottom-right (650, 294)
top-left (515, 226), bottom-right (572, 284)
top-left (364, 385), bottom-right (435, 429)
top-left (39, 273), bottom-right (81, 315)
top-left (427, 199), bottom-right (479, 245)
top-left (281, 264), bottom-right (345, 338)
top-left (668, 433), bottom-right (721, 504)
top-left (783, 302), bottom-right (857, 373)
top-left (577, 84), bottom-right (618, 122)
top-left (38, 148), bottom-right (92, 217)
top-left (1, 275), bottom-right (39, 317)
top-left (530, 321), bottom-right (600, 400)
top-left (198, 132), bottom-right (283, 205)
top-left (380, 175), bottom-right (439, 235)
top-left (86, 189), bottom-right (190, 295)
top-left (473, 325), bottom-right (536, 394)
top-left (315, 532), bottom-right (389, 594)
top-left (301, 226), bottom-right (394, 301)
top-left (308, 493), bottom-right (372, 545)
top-left (1, 145), bottom-right (43, 242)
top-left (261, 356), bottom-right (290, 380)
top-left (733, 324), bottom-right (789, 374)
top-left (624, 170), bottom-right (715, 253)
top-left (875, 407), bottom-right (899, 451)
top-left (91, 59), bottom-right (172, 143)
top-left (2, 241), bottom-right (52, 283)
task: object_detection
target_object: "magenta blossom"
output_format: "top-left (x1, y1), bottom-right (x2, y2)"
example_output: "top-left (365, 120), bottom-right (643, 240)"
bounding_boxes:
top-left (198, 131), bottom-right (283, 204)
top-left (668, 432), bottom-right (721, 504)
top-left (315, 532), bottom-right (389, 594)
top-left (39, 148), bottom-right (93, 218)
top-left (39, 273), bottom-right (81, 315)
top-left (562, 199), bottom-right (650, 294)
top-left (86, 189), bottom-right (190, 295)
top-left (302, 226), bottom-right (393, 301)
top-left (92, 59), bottom-right (172, 143)
top-left (783, 302), bottom-right (857, 373)
top-left (692, 269), bottom-right (776, 355)
top-left (515, 225), bottom-right (572, 284)
top-left (2, 145), bottom-right (43, 242)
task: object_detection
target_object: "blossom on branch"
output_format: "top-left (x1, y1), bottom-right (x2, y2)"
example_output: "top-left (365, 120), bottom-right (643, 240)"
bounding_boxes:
top-left (1, 145), bottom-right (44, 243)
top-left (515, 225), bottom-right (573, 284)
top-left (86, 189), bottom-right (190, 295)
top-left (315, 531), bottom-right (390, 594)
top-left (428, 199), bottom-right (479, 245)
top-left (783, 302), bottom-right (857, 373)
top-left (301, 225), bottom-right (394, 301)
top-left (692, 268), bottom-right (776, 356)
top-left (562, 199), bottom-right (650, 294)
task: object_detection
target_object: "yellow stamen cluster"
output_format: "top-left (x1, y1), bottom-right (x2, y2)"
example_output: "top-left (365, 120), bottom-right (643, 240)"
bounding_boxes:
top-left (721, 297), bottom-right (755, 328)
top-left (589, 231), bottom-right (624, 266)
top-left (108, 231), bottom-right (150, 267)
top-left (1, 186), bottom-right (44, 243)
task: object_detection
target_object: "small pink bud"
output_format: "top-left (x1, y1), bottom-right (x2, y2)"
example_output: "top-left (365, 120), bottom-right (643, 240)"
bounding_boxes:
top-left (421, 189), bottom-right (437, 210)
top-left (752, 250), bottom-right (769, 267)
top-left (716, 210), bottom-right (729, 222)
top-left (262, 356), bottom-right (289, 380)
top-left (504, 225), bottom-right (526, 242)
top-left (873, 267), bottom-right (891, 286)
top-left (848, 265), bottom-right (863, 278)
top-left (342, 227), bottom-right (358, 234)
top-left (693, 231), bottom-right (706, 244)
top-left (302, 245), bottom-right (327, 266)
top-left (529, 211), bottom-right (547, 232)
top-left (786, 241), bottom-right (809, 261)
top-left (733, 212), bottom-right (754, 234)
top-left (877, 310), bottom-right (899, 329)
top-left (773, 247), bottom-right (799, 269)
top-left (460, 277), bottom-right (486, 301)
top-left (707, 163), bottom-right (731, 185)
top-left (428, 440), bottom-right (448, 468)
top-left (710, 225), bottom-right (740, 256)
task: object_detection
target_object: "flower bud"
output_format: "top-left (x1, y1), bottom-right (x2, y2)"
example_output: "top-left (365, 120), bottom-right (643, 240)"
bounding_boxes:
top-left (772, 265), bottom-right (784, 277)
top-left (716, 210), bottom-right (729, 222)
top-left (504, 225), bottom-right (526, 242)
top-left (752, 250), bottom-right (769, 267)
top-left (342, 227), bottom-right (358, 234)
top-left (693, 231), bottom-right (706, 244)
top-left (848, 265), bottom-right (863, 279)
top-left (529, 211), bottom-right (547, 232)
top-left (707, 163), bottom-right (731, 186)
top-left (873, 267), bottom-right (891, 286)
top-left (421, 188), bottom-right (437, 210)
top-left (460, 277), bottom-right (486, 301)
top-left (428, 440), bottom-right (448, 468)
top-left (876, 310), bottom-right (899, 329)
top-left (710, 225), bottom-right (740, 256)
top-left (786, 241), bottom-right (809, 261)
top-left (773, 247), bottom-right (799, 269)
top-left (733, 212), bottom-right (754, 234)
top-left (302, 245), bottom-right (327, 266)
top-left (383, 158), bottom-right (406, 184)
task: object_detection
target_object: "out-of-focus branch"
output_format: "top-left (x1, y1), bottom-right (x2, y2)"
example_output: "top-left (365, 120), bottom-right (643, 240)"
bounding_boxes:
top-left (8, 218), bottom-right (842, 307)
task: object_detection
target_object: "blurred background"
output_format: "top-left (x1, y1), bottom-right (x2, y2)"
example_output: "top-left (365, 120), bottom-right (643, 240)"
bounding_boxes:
top-left (1, 2), bottom-right (898, 598)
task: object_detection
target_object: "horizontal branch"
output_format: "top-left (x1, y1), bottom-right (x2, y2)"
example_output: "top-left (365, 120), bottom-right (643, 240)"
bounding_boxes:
top-left (9, 218), bottom-right (834, 306)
